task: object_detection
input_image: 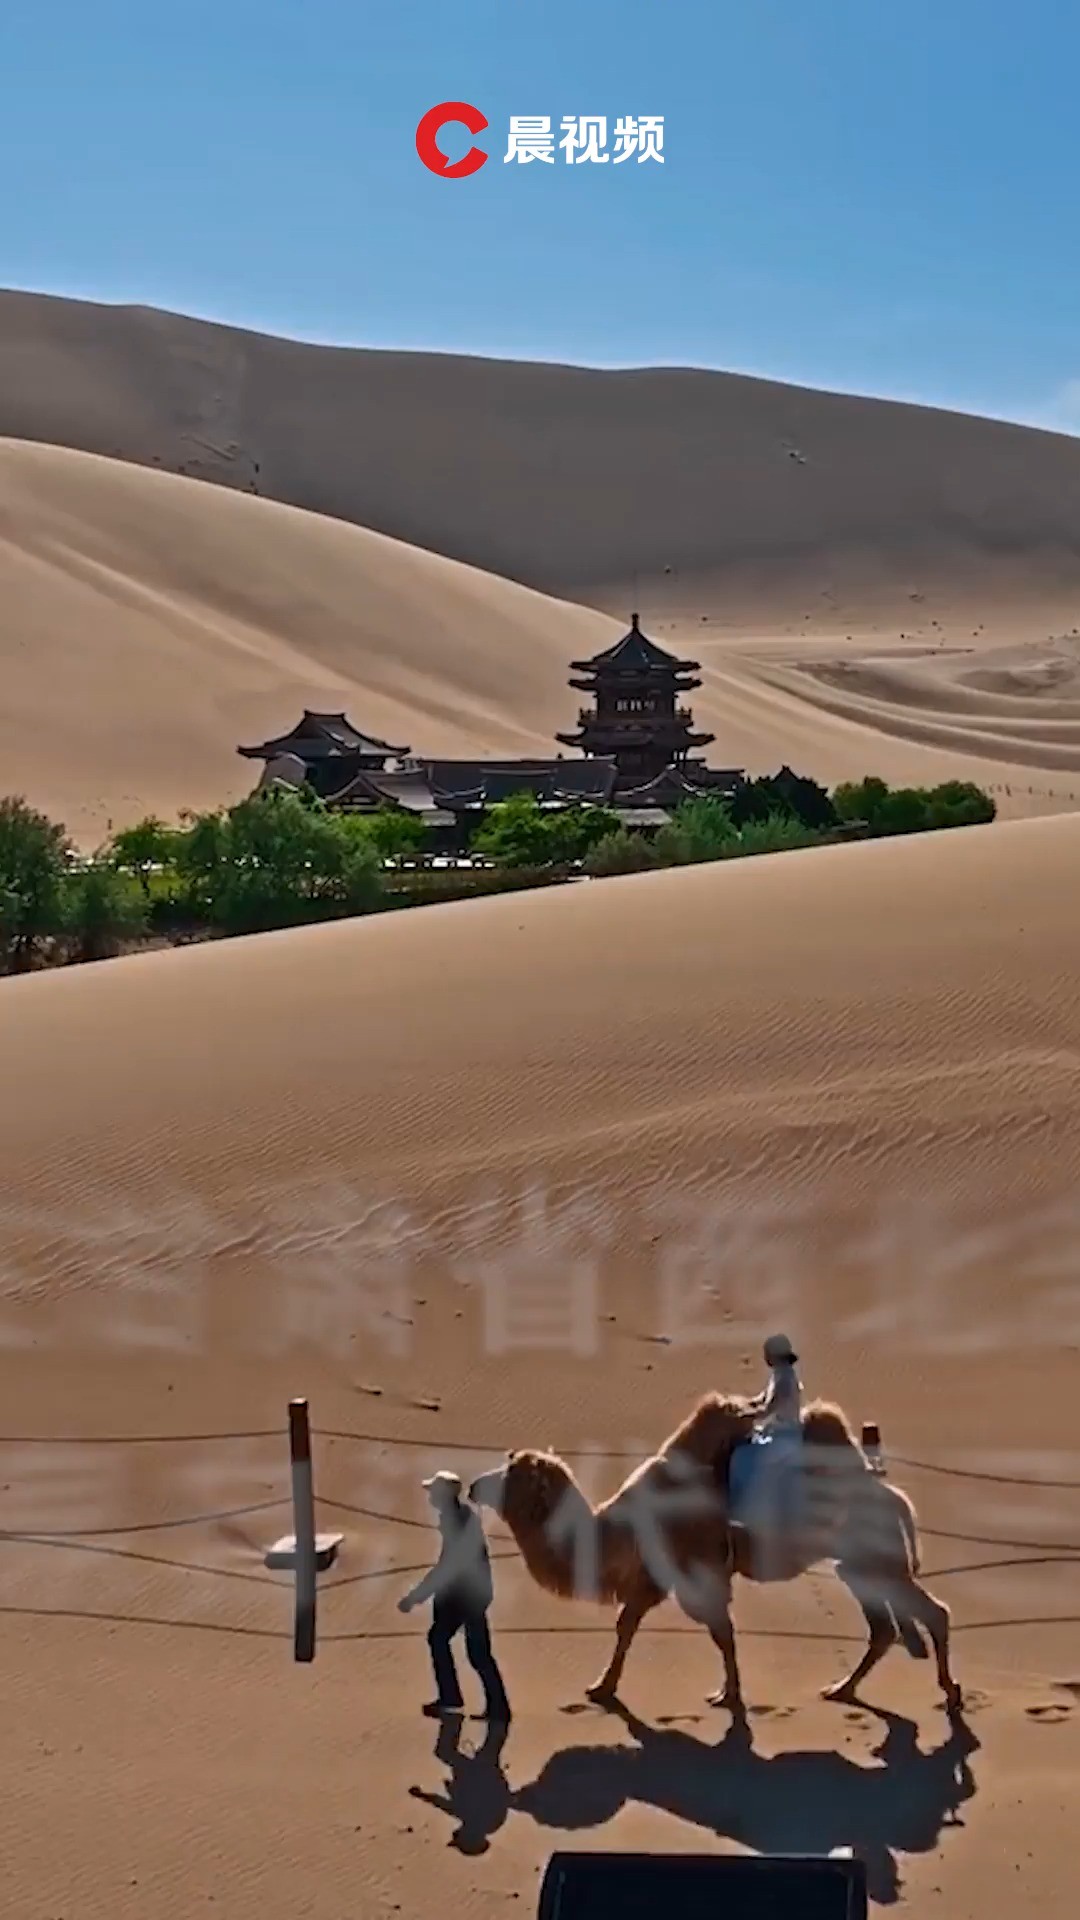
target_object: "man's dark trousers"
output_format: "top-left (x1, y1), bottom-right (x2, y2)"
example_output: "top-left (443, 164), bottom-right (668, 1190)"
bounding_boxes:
top-left (428, 1597), bottom-right (509, 1718)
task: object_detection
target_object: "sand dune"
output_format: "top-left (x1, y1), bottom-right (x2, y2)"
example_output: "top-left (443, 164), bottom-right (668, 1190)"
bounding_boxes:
top-left (5, 290), bottom-right (1080, 1914)
top-left (6, 287), bottom-right (1080, 616)
top-left (2, 818), bottom-right (1080, 1915)
top-left (5, 287), bottom-right (1080, 837)
top-left (3, 434), bottom-right (1079, 844)
top-left (0, 435), bottom-right (616, 840)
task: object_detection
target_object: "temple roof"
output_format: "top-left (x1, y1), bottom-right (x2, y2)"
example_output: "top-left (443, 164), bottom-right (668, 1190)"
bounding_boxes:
top-left (326, 756), bottom-right (619, 812)
top-left (326, 766), bottom-right (455, 824)
top-left (238, 711), bottom-right (410, 760)
top-left (616, 764), bottom-right (746, 803)
top-left (424, 758), bottom-right (618, 807)
top-left (570, 613), bottom-right (700, 676)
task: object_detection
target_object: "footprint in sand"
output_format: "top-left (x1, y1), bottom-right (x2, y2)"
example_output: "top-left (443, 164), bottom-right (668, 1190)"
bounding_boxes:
top-left (1054, 1680), bottom-right (1080, 1699)
top-left (1026, 1704), bottom-right (1072, 1724)
top-left (960, 1689), bottom-right (991, 1714)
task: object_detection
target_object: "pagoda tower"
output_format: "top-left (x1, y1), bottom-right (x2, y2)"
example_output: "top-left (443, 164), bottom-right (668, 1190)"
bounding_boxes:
top-left (555, 613), bottom-right (715, 784)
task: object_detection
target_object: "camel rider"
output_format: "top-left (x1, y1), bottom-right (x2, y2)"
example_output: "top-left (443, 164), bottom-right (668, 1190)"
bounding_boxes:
top-left (746, 1332), bottom-right (803, 1439)
top-left (730, 1333), bottom-right (804, 1551)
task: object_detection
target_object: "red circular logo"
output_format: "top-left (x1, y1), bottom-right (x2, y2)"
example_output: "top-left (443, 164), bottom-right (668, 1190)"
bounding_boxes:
top-left (416, 101), bottom-right (489, 177)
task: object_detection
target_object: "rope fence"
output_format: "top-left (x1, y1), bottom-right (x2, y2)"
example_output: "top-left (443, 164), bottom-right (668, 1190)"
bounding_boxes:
top-left (2, 1420), bottom-right (1080, 1480)
top-left (3, 1402), bottom-right (1078, 1667)
top-left (2, 1419), bottom-right (1080, 1546)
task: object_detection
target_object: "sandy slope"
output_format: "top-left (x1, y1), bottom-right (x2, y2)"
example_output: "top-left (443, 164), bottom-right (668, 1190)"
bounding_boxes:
top-left (2, 434), bottom-right (1080, 844)
top-left (0, 435), bottom-right (615, 840)
top-left (2, 819), bottom-right (1079, 1916)
top-left (6, 289), bottom-right (1080, 615)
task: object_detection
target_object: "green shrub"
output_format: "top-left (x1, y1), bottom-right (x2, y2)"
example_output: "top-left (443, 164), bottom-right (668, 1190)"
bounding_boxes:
top-left (583, 829), bottom-right (660, 877)
top-left (924, 780), bottom-right (997, 828)
top-left (729, 813), bottom-right (820, 856)
top-left (878, 787), bottom-right (931, 835)
top-left (653, 796), bottom-right (739, 865)
top-left (831, 775), bottom-right (993, 837)
top-left (384, 865), bottom-right (576, 907)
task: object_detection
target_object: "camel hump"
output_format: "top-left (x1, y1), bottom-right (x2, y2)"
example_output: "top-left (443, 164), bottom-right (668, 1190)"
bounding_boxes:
top-left (659, 1392), bottom-right (755, 1465)
top-left (800, 1399), bottom-right (861, 1449)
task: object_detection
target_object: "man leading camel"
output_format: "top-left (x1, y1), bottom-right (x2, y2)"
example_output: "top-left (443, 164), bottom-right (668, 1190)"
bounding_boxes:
top-left (399, 1470), bottom-right (511, 1725)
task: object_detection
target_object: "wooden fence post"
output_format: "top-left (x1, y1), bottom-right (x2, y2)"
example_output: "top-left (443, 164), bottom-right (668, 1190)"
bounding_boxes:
top-left (289, 1398), bottom-right (317, 1662)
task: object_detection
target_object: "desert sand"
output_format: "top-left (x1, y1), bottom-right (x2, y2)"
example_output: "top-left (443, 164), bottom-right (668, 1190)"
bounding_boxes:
top-left (3, 294), bottom-right (1080, 1914)
top-left (3, 429), bottom-right (1080, 844)
top-left (2, 815), bottom-right (1080, 1917)
top-left (6, 289), bottom-right (1080, 615)
top-left (5, 291), bottom-right (1080, 840)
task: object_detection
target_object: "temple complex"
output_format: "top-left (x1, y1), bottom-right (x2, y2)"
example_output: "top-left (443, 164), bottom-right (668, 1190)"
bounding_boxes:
top-left (237, 616), bottom-right (745, 842)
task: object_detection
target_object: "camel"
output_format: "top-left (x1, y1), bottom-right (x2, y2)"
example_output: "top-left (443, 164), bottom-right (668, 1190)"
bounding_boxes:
top-left (468, 1393), bottom-right (962, 1717)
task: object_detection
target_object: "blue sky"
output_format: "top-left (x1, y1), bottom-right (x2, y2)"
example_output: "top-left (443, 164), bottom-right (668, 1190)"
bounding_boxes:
top-left (1, 0), bottom-right (1078, 429)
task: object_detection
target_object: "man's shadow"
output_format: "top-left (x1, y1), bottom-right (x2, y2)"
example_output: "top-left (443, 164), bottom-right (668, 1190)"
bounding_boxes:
top-left (409, 1716), bottom-right (513, 1855)
top-left (510, 1704), bottom-right (980, 1905)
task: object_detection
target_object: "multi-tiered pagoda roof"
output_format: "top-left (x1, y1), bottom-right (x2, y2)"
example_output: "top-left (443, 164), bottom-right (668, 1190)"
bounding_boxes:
top-left (555, 613), bottom-right (716, 784)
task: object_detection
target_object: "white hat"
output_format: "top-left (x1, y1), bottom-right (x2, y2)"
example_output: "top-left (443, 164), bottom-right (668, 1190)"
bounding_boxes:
top-left (422, 1470), bottom-right (463, 1502)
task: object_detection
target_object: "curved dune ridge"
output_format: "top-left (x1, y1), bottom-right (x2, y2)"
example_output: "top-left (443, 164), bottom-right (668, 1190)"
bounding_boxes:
top-left (2, 821), bottom-right (1080, 1914)
top-left (2, 434), bottom-right (1080, 843)
top-left (746, 631), bottom-right (1080, 785)
top-left (6, 287), bottom-right (1080, 611)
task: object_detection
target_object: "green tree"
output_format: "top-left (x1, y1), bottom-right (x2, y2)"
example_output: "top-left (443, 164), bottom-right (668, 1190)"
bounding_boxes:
top-left (200, 789), bottom-right (383, 933)
top-left (330, 826), bottom-right (383, 915)
top-left (878, 787), bottom-right (931, 835)
top-left (832, 776), bottom-right (891, 829)
top-left (0, 796), bottom-right (71, 971)
top-left (343, 806), bottom-right (429, 864)
top-left (174, 806), bottom-right (230, 914)
top-left (63, 863), bottom-right (148, 962)
top-left (544, 803), bottom-right (623, 865)
top-left (471, 792), bottom-right (556, 867)
top-left (924, 780), bottom-right (996, 829)
top-left (108, 815), bottom-right (182, 894)
top-left (731, 770), bottom-right (836, 831)
top-left (473, 794), bottom-right (628, 868)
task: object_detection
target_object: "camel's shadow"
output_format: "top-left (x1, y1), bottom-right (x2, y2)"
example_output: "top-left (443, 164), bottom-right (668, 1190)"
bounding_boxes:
top-left (411, 1703), bottom-right (980, 1900)
top-left (511, 1703), bottom-right (980, 1905)
top-left (409, 1717), bottom-right (513, 1855)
